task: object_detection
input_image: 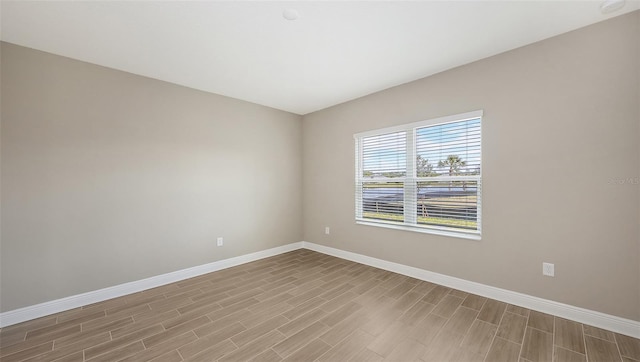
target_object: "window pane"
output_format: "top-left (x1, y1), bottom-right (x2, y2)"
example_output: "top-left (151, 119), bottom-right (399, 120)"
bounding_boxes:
top-left (355, 111), bottom-right (482, 237)
top-left (362, 182), bottom-right (404, 222)
top-left (362, 131), bottom-right (406, 178)
top-left (416, 118), bottom-right (480, 177)
top-left (416, 180), bottom-right (478, 230)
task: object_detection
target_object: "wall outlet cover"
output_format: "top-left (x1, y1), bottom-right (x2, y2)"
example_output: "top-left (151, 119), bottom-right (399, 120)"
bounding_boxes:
top-left (543, 262), bottom-right (554, 277)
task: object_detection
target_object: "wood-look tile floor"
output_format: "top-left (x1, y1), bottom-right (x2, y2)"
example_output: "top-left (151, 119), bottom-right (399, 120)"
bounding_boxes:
top-left (1, 250), bottom-right (639, 362)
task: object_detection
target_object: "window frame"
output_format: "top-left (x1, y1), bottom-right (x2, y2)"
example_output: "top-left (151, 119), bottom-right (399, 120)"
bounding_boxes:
top-left (354, 110), bottom-right (483, 240)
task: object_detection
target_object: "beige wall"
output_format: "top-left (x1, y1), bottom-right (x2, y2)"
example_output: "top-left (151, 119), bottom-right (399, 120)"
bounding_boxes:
top-left (0, 42), bottom-right (303, 312)
top-left (303, 12), bottom-right (640, 321)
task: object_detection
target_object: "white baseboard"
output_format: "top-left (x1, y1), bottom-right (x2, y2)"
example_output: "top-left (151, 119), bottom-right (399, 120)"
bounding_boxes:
top-left (0, 242), bottom-right (303, 328)
top-left (302, 241), bottom-right (640, 339)
top-left (2, 240), bottom-right (638, 339)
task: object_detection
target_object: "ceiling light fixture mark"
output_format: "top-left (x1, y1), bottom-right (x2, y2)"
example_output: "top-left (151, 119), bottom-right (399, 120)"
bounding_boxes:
top-left (600, 0), bottom-right (625, 14)
top-left (282, 8), bottom-right (299, 21)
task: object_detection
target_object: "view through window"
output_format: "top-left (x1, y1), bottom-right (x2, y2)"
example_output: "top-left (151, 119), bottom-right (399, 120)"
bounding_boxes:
top-left (355, 111), bottom-right (482, 238)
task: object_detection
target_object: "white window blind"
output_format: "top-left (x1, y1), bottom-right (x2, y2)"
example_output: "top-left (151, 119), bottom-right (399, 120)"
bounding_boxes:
top-left (357, 131), bottom-right (407, 223)
top-left (355, 111), bottom-right (482, 239)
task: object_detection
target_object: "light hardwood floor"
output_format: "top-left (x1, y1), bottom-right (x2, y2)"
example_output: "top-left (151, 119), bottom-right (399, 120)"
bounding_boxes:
top-left (1, 249), bottom-right (639, 362)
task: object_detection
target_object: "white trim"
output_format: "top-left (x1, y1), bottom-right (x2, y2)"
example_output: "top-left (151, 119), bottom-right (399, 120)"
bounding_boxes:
top-left (354, 110), bottom-right (483, 138)
top-left (301, 241), bottom-right (640, 339)
top-left (2, 240), bottom-right (638, 339)
top-left (0, 242), bottom-right (303, 328)
top-left (356, 220), bottom-right (481, 240)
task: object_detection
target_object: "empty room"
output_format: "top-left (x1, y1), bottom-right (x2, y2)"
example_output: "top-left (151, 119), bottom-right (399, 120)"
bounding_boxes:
top-left (1, 1), bottom-right (639, 361)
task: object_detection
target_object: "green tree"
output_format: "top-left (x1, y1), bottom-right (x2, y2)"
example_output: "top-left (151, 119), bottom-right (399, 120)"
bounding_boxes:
top-left (437, 155), bottom-right (466, 176)
top-left (416, 155), bottom-right (437, 177)
top-left (438, 155), bottom-right (466, 191)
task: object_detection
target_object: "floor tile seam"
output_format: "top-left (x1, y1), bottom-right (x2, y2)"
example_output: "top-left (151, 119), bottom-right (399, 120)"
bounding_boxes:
top-left (279, 308), bottom-right (329, 335)
top-left (84, 339), bottom-right (144, 362)
top-left (367, 347), bottom-right (385, 362)
top-left (134, 308), bottom-right (178, 324)
top-left (615, 333), bottom-right (640, 360)
top-left (268, 347), bottom-right (284, 360)
top-left (552, 311), bottom-right (558, 362)
top-left (139, 324), bottom-right (170, 349)
top-left (151, 330), bottom-right (195, 358)
top-left (556, 345), bottom-right (587, 359)
top-left (580, 323), bottom-right (590, 362)
top-left (202, 331), bottom-right (242, 358)
top-left (84, 322), bottom-right (165, 357)
top-left (429, 306), bottom-right (457, 320)
top-left (0, 327), bottom-right (29, 339)
top-left (203, 337), bottom-right (239, 361)
top-left (11, 332), bottom-right (27, 347)
top-left (0, 340), bottom-right (54, 361)
top-left (621, 355), bottom-right (640, 362)
top-left (23, 321), bottom-right (81, 341)
top-left (552, 320), bottom-right (588, 356)
top-left (610, 329), bottom-right (626, 362)
top-left (508, 312), bottom-right (528, 347)
top-left (481, 303), bottom-right (508, 362)
top-left (47, 338), bottom-right (94, 362)
top-left (501, 309), bottom-right (525, 321)
top-left (177, 301), bottom-right (223, 317)
top-left (251, 288), bottom-right (299, 307)
top-left (395, 296), bottom-right (423, 319)
top-left (102, 302), bottom-right (152, 321)
top-left (424, 305), bottom-right (467, 355)
top-left (439, 302), bottom-right (474, 337)
top-left (1, 332), bottom-right (54, 357)
top-left (583, 327), bottom-right (617, 342)
top-left (324, 327), bottom-right (369, 356)
top-left (174, 348), bottom-right (185, 361)
top-left (234, 319), bottom-right (275, 344)
top-left (274, 330), bottom-right (325, 361)
top-left (313, 333), bottom-right (345, 362)
top-left (527, 324), bottom-right (554, 335)
top-left (517, 309), bottom-right (531, 361)
top-left (472, 297), bottom-right (488, 315)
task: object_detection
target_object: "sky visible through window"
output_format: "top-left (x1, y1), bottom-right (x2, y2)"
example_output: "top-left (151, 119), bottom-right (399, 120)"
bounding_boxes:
top-left (361, 131), bottom-right (406, 176)
top-left (362, 118), bottom-right (480, 177)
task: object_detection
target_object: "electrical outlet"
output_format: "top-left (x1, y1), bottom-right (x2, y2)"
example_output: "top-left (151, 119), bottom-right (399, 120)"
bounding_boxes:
top-left (543, 262), bottom-right (554, 277)
top-left (325, 227), bottom-right (330, 235)
top-left (217, 237), bottom-right (223, 247)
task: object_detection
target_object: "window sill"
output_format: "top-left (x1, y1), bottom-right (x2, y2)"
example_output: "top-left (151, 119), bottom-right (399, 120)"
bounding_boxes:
top-left (356, 220), bottom-right (481, 240)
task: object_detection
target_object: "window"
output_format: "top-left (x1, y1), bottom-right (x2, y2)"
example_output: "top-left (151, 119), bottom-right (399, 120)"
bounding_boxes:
top-left (355, 111), bottom-right (482, 239)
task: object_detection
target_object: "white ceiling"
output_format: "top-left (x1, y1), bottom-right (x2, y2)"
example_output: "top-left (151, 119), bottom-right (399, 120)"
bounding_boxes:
top-left (1, 1), bottom-right (638, 115)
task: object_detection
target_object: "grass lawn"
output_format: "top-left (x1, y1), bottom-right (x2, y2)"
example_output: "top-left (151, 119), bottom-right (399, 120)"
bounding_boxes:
top-left (363, 212), bottom-right (477, 229)
top-left (420, 195), bottom-right (477, 207)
